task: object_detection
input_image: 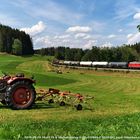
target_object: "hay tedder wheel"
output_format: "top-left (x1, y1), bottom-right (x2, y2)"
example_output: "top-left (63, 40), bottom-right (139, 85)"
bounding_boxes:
top-left (6, 81), bottom-right (36, 110)
top-left (48, 99), bottom-right (54, 104)
top-left (76, 104), bottom-right (83, 110)
top-left (59, 101), bottom-right (65, 106)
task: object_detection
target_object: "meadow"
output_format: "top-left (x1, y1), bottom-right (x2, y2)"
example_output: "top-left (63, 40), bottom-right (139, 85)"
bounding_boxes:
top-left (0, 54), bottom-right (140, 139)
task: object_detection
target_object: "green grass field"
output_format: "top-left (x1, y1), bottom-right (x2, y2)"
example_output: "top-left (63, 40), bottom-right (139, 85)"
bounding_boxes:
top-left (0, 54), bottom-right (140, 140)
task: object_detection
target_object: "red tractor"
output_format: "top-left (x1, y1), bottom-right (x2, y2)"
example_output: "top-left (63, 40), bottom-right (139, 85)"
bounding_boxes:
top-left (0, 72), bottom-right (36, 110)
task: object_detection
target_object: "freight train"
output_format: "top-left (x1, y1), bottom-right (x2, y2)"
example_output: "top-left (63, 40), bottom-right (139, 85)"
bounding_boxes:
top-left (53, 60), bottom-right (140, 69)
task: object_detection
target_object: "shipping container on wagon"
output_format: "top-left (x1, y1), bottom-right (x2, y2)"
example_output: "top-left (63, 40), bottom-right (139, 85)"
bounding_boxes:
top-left (70, 61), bottom-right (80, 66)
top-left (52, 59), bottom-right (59, 64)
top-left (64, 61), bottom-right (71, 65)
top-left (92, 62), bottom-right (108, 67)
top-left (80, 61), bottom-right (92, 66)
top-left (59, 60), bottom-right (64, 65)
top-left (128, 62), bottom-right (140, 69)
top-left (108, 62), bottom-right (128, 68)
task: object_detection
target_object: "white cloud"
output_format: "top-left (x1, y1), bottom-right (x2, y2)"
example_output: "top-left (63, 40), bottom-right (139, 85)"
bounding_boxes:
top-left (62, 39), bottom-right (70, 43)
top-left (83, 40), bottom-right (97, 49)
top-left (66, 26), bottom-right (92, 33)
top-left (75, 33), bottom-right (87, 39)
top-left (20, 21), bottom-right (46, 36)
top-left (33, 36), bottom-right (52, 48)
top-left (127, 32), bottom-right (140, 44)
top-left (34, 33), bottom-right (97, 49)
top-left (54, 34), bottom-right (70, 39)
top-left (101, 42), bottom-right (113, 48)
top-left (108, 34), bottom-right (116, 38)
top-left (133, 12), bottom-right (140, 19)
top-left (83, 35), bottom-right (91, 40)
top-left (34, 35), bottom-right (71, 49)
top-left (75, 33), bottom-right (92, 40)
top-left (127, 33), bottom-right (133, 38)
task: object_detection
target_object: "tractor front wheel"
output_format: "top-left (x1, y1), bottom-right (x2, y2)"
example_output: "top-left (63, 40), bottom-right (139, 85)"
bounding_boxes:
top-left (6, 81), bottom-right (36, 110)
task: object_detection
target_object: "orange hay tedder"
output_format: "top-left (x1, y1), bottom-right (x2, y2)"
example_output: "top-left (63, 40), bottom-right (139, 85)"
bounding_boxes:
top-left (37, 88), bottom-right (94, 110)
top-left (0, 72), bottom-right (94, 110)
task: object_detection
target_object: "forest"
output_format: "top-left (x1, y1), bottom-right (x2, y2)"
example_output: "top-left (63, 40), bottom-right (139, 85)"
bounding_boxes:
top-left (35, 43), bottom-right (140, 62)
top-left (0, 24), bottom-right (34, 55)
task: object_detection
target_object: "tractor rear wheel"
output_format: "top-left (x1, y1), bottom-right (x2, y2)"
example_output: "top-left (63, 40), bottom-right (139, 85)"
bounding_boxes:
top-left (1, 100), bottom-right (6, 105)
top-left (5, 81), bottom-right (36, 110)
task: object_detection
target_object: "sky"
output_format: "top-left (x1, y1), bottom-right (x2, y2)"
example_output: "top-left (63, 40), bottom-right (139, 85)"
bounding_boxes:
top-left (1, 0), bottom-right (140, 49)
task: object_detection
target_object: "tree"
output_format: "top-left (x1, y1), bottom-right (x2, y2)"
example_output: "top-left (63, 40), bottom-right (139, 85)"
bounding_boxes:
top-left (65, 47), bottom-right (72, 60)
top-left (40, 48), bottom-right (46, 56)
top-left (12, 39), bottom-right (22, 55)
top-left (74, 49), bottom-right (83, 61)
top-left (0, 32), bottom-right (4, 52)
top-left (82, 49), bottom-right (92, 61)
top-left (121, 47), bottom-right (139, 61)
top-left (137, 25), bottom-right (140, 32)
top-left (100, 47), bottom-right (111, 61)
top-left (91, 46), bottom-right (100, 61)
top-left (55, 47), bottom-right (65, 60)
